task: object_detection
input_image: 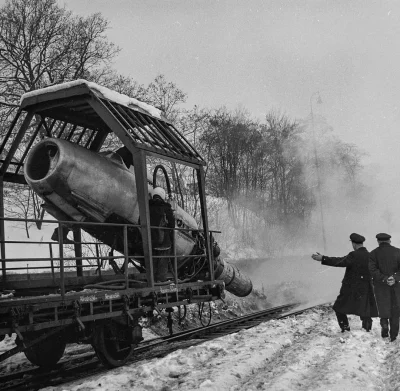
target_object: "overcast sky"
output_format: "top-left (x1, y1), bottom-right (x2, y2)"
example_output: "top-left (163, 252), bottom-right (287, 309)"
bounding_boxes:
top-left (1, 0), bottom-right (400, 250)
top-left (49, 0), bottom-right (400, 179)
top-left (0, 0), bottom-right (395, 175)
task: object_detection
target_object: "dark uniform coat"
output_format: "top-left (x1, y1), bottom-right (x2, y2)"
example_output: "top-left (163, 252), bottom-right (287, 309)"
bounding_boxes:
top-left (149, 198), bottom-right (175, 250)
top-left (322, 247), bottom-right (378, 317)
top-left (369, 242), bottom-right (400, 318)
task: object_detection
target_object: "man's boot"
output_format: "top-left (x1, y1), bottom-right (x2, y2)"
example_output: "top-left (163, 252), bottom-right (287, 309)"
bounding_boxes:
top-left (336, 312), bottom-right (350, 333)
top-left (362, 317), bottom-right (372, 332)
top-left (339, 321), bottom-right (350, 332)
top-left (381, 318), bottom-right (389, 338)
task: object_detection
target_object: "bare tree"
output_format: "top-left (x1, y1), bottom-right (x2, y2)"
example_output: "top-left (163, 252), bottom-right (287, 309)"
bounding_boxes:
top-left (144, 74), bottom-right (187, 122)
top-left (99, 72), bottom-right (148, 100)
top-left (3, 184), bottom-right (43, 237)
top-left (330, 140), bottom-right (365, 184)
top-left (0, 0), bottom-right (119, 105)
top-left (260, 111), bottom-right (312, 225)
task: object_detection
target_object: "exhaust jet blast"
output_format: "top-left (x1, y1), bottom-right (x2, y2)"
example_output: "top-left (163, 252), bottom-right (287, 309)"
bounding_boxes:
top-left (24, 138), bottom-right (253, 297)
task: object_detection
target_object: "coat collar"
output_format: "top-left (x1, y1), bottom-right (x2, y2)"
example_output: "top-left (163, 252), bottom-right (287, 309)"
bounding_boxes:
top-left (356, 247), bottom-right (367, 251)
top-left (379, 242), bottom-right (391, 247)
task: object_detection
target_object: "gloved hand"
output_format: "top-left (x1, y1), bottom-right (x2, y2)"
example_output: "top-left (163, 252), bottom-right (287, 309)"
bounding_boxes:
top-left (387, 276), bottom-right (396, 286)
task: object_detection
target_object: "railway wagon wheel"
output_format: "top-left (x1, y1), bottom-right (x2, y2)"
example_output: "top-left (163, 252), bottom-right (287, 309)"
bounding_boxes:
top-left (93, 321), bottom-right (135, 368)
top-left (22, 332), bottom-right (66, 368)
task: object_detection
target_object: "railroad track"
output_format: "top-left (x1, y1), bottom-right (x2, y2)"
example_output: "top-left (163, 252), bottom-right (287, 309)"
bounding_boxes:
top-left (0, 302), bottom-right (317, 391)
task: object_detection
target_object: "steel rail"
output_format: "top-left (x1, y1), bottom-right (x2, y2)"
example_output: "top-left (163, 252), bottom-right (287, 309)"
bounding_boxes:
top-left (0, 302), bottom-right (322, 391)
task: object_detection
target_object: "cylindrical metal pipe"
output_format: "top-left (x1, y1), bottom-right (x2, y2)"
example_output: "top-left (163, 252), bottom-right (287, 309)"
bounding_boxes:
top-left (214, 258), bottom-right (253, 297)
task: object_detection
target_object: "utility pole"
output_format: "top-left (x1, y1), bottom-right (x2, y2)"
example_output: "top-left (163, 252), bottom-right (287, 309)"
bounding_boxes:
top-left (310, 92), bottom-right (327, 252)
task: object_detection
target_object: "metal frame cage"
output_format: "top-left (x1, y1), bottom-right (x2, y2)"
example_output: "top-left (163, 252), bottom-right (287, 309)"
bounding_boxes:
top-left (0, 80), bottom-right (216, 295)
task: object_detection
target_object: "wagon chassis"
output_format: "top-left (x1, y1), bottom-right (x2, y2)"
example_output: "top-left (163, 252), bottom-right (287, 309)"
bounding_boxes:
top-left (0, 281), bottom-right (222, 334)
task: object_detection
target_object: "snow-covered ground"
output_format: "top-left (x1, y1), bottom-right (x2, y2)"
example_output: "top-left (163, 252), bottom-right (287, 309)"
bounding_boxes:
top-left (1, 304), bottom-right (394, 390)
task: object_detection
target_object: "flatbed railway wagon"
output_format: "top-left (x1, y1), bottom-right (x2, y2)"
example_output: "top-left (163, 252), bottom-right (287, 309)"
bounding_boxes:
top-left (0, 80), bottom-right (252, 368)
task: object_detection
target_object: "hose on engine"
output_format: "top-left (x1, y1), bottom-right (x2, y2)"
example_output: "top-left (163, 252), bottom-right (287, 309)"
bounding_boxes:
top-left (152, 164), bottom-right (171, 198)
top-left (172, 163), bottom-right (185, 209)
top-left (184, 255), bottom-right (208, 280)
top-left (198, 302), bottom-right (212, 327)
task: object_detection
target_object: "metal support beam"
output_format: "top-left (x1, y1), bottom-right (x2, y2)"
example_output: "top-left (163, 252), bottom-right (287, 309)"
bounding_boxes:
top-left (197, 167), bottom-right (213, 280)
top-left (0, 178), bottom-right (6, 288)
top-left (73, 228), bottom-right (83, 277)
top-left (0, 112), bottom-right (34, 176)
top-left (0, 110), bottom-right (22, 156)
top-left (58, 224), bottom-right (65, 298)
top-left (131, 149), bottom-right (154, 287)
top-left (89, 129), bottom-right (109, 152)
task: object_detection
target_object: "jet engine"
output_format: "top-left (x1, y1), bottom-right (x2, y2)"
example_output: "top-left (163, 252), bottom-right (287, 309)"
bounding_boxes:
top-left (24, 138), bottom-right (252, 297)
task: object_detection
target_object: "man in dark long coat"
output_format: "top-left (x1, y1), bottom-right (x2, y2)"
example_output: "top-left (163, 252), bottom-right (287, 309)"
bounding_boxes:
top-left (149, 187), bottom-right (175, 282)
top-left (312, 233), bottom-right (378, 332)
top-left (369, 233), bottom-right (400, 342)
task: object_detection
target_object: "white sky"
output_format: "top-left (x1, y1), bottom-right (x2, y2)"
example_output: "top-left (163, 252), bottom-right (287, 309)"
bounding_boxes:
top-left (2, 0), bottom-right (400, 251)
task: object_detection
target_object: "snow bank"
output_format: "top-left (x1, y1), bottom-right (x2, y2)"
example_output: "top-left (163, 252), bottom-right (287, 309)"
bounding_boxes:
top-left (36, 305), bottom-right (400, 391)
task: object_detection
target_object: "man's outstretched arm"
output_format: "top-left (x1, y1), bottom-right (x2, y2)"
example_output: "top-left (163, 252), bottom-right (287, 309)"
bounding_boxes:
top-left (312, 252), bottom-right (350, 267)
